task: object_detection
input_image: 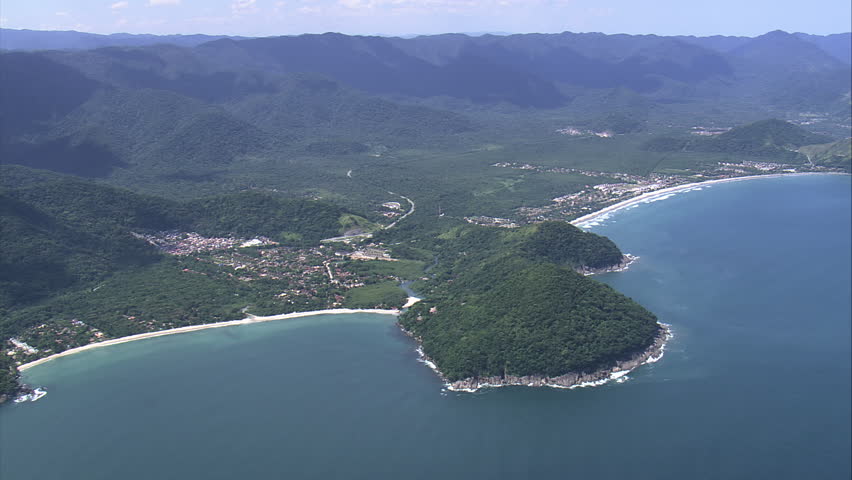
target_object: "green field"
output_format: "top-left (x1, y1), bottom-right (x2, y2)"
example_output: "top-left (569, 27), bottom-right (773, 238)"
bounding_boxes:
top-left (343, 281), bottom-right (408, 309)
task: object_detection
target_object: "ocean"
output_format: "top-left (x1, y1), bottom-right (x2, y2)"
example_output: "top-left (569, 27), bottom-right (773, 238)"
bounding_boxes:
top-left (1, 173), bottom-right (849, 479)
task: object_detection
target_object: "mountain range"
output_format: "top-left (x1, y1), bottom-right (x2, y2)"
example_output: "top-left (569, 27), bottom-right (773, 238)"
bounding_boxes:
top-left (1, 28), bottom-right (849, 192)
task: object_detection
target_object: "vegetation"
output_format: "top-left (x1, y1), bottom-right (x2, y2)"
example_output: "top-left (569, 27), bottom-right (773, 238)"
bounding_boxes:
top-left (344, 282), bottom-right (407, 309)
top-left (1, 29), bottom-right (849, 400)
top-left (342, 260), bottom-right (428, 283)
top-left (702, 119), bottom-right (833, 158)
top-left (799, 138), bottom-right (852, 171)
top-left (400, 222), bottom-right (660, 381)
top-left (185, 192), bottom-right (348, 244)
top-left (0, 354), bottom-right (21, 401)
top-left (0, 166), bottom-right (350, 313)
top-left (643, 119), bottom-right (835, 162)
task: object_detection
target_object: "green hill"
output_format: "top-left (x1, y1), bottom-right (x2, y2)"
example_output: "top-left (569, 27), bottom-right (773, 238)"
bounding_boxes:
top-left (799, 138), bottom-right (852, 171)
top-left (400, 221), bottom-right (660, 383)
top-left (225, 74), bottom-right (476, 148)
top-left (643, 119), bottom-right (834, 162)
top-left (707, 119), bottom-right (832, 153)
top-left (0, 167), bottom-right (181, 312)
top-left (0, 166), bottom-right (351, 312)
top-left (185, 191), bottom-right (350, 244)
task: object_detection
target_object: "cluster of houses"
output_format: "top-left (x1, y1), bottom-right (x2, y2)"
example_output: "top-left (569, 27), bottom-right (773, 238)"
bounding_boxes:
top-left (515, 169), bottom-right (685, 222)
top-left (719, 160), bottom-right (793, 172)
top-left (492, 162), bottom-right (647, 183)
top-left (133, 231), bottom-right (276, 255)
top-left (556, 127), bottom-right (614, 138)
top-left (690, 126), bottom-right (731, 136)
top-left (379, 201), bottom-right (403, 219)
top-left (464, 216), bottom-right (519, 228)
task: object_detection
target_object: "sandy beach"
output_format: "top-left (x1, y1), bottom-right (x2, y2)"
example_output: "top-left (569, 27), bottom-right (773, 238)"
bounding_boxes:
top-left (570, 173), bottom-right (828, 227)
top-left (18, 308), bottom-right (400, 371)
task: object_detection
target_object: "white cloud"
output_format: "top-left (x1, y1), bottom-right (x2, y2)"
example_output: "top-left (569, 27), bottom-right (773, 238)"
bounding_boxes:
top-left (111, 1), bottom-right (130, 9)
top-left (335, 0), bottom-right (550, 11)
top-left (586, 7), bottom-right (614, 17)
top-left (232, 0), bottom-right (259, 15)
top-left (147, 0), bottom-right (181, 6)
top-left (136, 18), bottom-right (168, 26)
top-left (298, 5), bottom-right (322, 14)
top-left (339, 0), bottom-right (368, 8)
top-left (55, 11), bottom-right (70, 16)
top-left (189, 15), bottom-right (231, 25)
top-left (40, 22), bottom-right (93, 31)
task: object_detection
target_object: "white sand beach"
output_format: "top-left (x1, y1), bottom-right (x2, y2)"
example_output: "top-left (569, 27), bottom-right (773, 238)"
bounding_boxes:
top-left (18, 308), bottom-right (400, 371)
top-left (570, 173), bottom-right (817, 227)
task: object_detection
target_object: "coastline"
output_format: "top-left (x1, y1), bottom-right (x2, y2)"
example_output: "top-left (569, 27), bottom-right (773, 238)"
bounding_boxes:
top-left (570, 172), bottom-right (841, 228)
top-left (578, 253), bottom-right (638, 276)
top-left (17, 308), bottom-right (400, 372)
top-left (15, 172), bottom-right (842, 393)
top-left (404, 322), bottom-right (673, 393)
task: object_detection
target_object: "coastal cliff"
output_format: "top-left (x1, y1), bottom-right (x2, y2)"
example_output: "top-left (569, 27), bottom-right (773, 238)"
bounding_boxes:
top-left (577, 253), bottom-right (638, 276)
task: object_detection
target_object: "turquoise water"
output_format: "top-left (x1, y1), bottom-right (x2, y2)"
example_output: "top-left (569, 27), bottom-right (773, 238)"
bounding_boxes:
top-left (2, 174), bottom-right (850, 479)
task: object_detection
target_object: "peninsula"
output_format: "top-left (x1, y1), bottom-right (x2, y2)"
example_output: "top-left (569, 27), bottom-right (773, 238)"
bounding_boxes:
top-left (398, 221), bottom-right (668, 392)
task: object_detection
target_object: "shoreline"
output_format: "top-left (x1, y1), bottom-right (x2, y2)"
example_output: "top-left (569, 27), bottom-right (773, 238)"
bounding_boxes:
top-left (578, 253), bottom-right (638, 276)
top-left (17, 308), bottom-right (400, 372)
top-left (570, 172), bottom-right (843, 228)
top-left (403, 322), bottom-right (673, 393)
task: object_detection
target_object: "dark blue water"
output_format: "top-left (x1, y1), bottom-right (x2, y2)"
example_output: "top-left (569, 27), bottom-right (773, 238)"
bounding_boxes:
top-left (2, 174), bottom-right (849, 479)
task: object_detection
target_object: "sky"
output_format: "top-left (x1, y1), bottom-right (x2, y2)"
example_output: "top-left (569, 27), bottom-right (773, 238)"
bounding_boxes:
top-left (1, 0), bottom-right (850, 38)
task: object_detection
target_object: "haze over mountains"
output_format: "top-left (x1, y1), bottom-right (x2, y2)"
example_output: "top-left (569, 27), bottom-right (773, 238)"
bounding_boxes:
top-left (2, 28), bottom-right (850, 65)
top-left (0, 29), bottom-right (249, 51)
top-left (1, 29), bottom-right (849, 179)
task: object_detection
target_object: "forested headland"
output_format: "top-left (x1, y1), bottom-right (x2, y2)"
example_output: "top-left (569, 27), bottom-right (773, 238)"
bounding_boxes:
top-left (399, 222), bottom-right (662, 384)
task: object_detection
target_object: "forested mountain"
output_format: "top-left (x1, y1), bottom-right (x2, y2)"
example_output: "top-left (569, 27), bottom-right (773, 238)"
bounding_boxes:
top-left (4, 29), bottom-right (849, 112)
top-left (0, 28), bottom-right (247, 51)
top-left (1, 28), bottom-right (847, 197)
top-left (0, 45), bottom-right (477, 189)
top-left (643, 119), bottom-right (836, 163)
top-left (674, 32), bottom-right (851, 64)
top-left (707, 119), bottom-right (833, 153)
top-left (0, 166), bottom-right (352, 313)
top-left (793, 33), bottom-right (852, 65)
top-left (799, 138), bottom-right (852, 170)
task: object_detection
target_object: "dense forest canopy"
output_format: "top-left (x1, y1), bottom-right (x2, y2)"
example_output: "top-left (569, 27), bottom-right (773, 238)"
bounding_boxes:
top-left (0, 166), bottom-right (350, 314)
top-left (399, 222), bottom-right (659, 381)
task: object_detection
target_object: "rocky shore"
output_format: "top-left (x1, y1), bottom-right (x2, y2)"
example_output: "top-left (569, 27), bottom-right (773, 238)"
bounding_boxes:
top-left (403, 322), bottom-right (672, 393)
top-left (577, 254), bottom-right (638, 276)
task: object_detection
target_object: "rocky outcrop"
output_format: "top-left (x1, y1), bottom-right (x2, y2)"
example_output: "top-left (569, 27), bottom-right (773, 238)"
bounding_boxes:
top-left (577, 254), bottom-right (638, 276)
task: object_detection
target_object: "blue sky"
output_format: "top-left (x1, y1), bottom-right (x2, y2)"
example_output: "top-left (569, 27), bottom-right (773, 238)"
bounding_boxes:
top-left (1, 0), bottom-right (850, 37)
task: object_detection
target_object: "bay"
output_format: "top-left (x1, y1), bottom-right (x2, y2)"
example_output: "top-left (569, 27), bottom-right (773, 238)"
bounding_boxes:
top-left (1, 174), bottom-right (849, 479)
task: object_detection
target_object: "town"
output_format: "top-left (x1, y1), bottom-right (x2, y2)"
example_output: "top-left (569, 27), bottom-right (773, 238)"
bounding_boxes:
top-left (5, 230), bottom-right (415, 367)
top-left (490, 160), bottom-right (820, 223)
